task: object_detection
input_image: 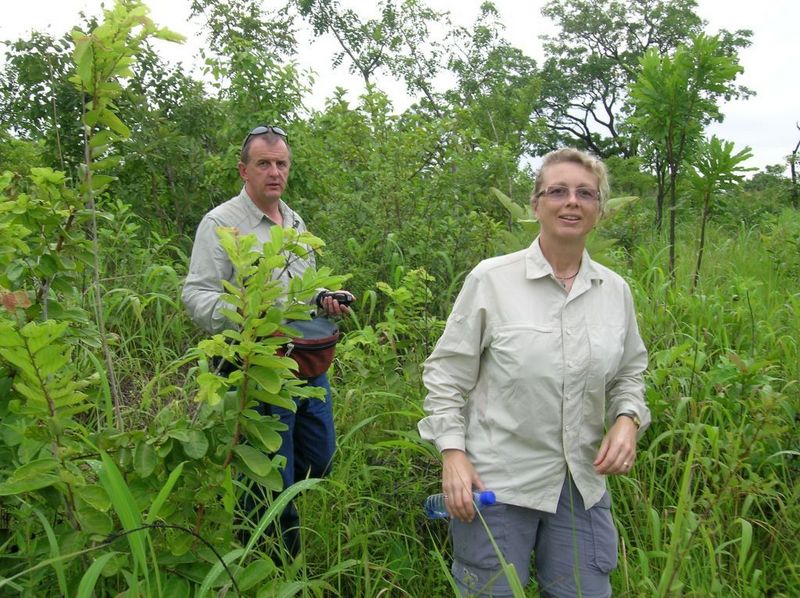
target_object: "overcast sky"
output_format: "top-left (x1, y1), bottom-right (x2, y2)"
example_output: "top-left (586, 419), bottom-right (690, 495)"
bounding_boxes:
top-left (2, 0), bottom-right (798, 173)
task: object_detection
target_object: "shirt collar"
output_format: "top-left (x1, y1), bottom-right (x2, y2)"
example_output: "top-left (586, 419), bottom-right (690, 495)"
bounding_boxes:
top-left (236, 186), bottom-right (293, 229)
top-left (524, 236), bottom-right (605, 284)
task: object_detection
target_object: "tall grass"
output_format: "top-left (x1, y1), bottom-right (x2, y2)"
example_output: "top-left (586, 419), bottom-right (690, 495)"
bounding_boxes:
top-left (4, 209), bottom-right (796, 595)
top-left (290, 219), bottom-right (799, 596)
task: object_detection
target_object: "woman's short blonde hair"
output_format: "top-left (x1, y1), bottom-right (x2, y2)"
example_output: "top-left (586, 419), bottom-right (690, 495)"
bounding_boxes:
top-left (531, 148), bottom-right (610, 214)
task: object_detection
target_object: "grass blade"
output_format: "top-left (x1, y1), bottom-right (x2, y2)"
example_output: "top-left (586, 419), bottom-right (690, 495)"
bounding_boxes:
top-left (75, 552), bottom-right (117, 598)
top-left (99, 450), bottom-right (150, 590)
top-left (196, 547), bottom-right (244, 598)
top-left (33, 508), bottom-right (68, 596)
top-left (144, 461), bottom-right (185, 524)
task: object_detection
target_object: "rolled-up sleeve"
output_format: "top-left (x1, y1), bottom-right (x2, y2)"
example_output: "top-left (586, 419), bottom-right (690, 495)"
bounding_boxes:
top-left (181, 217), bottom-right (236, 334)
top-left (418, 271), bottom-right (487, 452)
top-left (605, 283), bottom-right (650, 438)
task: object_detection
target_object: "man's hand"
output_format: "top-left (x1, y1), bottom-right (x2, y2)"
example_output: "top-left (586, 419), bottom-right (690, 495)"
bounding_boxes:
top-left (317, 290), bottom-right (355, 317)
top-left (441, 449), bottom-right (485, 522)
top-left (594, 415), bottom-right (638, 475)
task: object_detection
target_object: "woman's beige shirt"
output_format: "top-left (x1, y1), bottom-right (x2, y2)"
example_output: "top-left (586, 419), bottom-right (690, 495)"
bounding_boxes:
top-left (418, 238), bottom-right (650, 512)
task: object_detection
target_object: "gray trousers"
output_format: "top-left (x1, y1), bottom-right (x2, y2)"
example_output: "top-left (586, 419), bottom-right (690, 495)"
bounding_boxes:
top-left (451, 475), bottom-right (617, 597)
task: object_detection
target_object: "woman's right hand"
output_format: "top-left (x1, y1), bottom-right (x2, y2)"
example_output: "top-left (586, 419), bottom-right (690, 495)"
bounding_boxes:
top-left (441, 449), bottom-right (485, 522)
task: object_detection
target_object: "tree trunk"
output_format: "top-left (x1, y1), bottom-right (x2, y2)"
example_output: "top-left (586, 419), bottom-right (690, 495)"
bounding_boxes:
top-left (692, 191), bottom-right (712, 290)
top-left (654, 155), bottom-right (666, 231)
top-left (790, 133), bottom-right (799, 207)
top-left (667, 151), bottom-right (678, 284)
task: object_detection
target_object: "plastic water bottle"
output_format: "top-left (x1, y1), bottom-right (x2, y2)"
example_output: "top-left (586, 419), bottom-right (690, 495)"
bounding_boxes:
top-left (423, 490), bottom-right (496, 519)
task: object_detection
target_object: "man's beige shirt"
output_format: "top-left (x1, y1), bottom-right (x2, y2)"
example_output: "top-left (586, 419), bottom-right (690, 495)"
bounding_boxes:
top-left (182, 187), bottom-right (314, 334)
top-left (418, 238), bottom-right (650, 512)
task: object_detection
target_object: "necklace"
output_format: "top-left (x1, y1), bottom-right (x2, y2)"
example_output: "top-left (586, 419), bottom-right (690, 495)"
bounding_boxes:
top-left (554, 270), bottom-right (579, 281)
top-left (554, 270), bottom-right (579, 288)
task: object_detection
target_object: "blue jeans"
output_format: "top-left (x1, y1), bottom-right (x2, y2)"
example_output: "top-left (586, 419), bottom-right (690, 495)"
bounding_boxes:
top-left (248, 373), bottom-right (336, 555)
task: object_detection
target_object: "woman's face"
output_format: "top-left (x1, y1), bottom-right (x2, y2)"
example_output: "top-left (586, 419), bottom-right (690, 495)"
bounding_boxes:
top-left (533, 161), bottom-right (601, 244)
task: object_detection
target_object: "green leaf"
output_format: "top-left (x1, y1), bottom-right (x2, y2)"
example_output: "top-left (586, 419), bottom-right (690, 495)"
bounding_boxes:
top-left (0, 474), bottom-right (61, 496)
top-left (242, 419), bottom-right (284, 453)
top-left (38, 253), bottom-right (59, 277)
top-left (90, 174), bottom-right (116, 191)
top-left (134, 442), bottom-right (157, 478)
top-left (196, 372), bottom-right (227, 406)
top-left (89, 129), bottom-right (117, 148)
top-left (178, 429), bottom-right (208, 459)
top-left (0, 458), bottom-right (60, 495)
top-left (33, 345), bottom-right (70, 378)
top-left (247, 365), bottom-right (281, 394)
top-left (76, 505), bottom-right (114, 535)
top-left (162, 577), bottom-right (191, 598)
top-left (249, 388), bottom-right (297, 411)
top-left (253, 322), bottom-right (280, 337)
top-left (222, 329), bottom-right (243, 343)
top-left (98, 110), bottom-right (131, 138)
top-left (219, 308), bottom-right (244, 325)
top-left (90, 155), bottom-right (122, 171)
top-left (167, 429), bottom-right (192, 443)
top-left (168, 529), bottom-right (194, 556)
top-left (490, 186), bottom-right (529, 220)
top-left (73, 36), bottom-right (94, 90)
top-left (75, 485), bottom-right (111, 512)
top-left (237, 558), bottom-right (276, 592)
top-left (233, 445), bottom-right (272, 477)
top-left (249, 353), bottom-right (295, 371)
top-left (154, 27), bottom-right (186, 44)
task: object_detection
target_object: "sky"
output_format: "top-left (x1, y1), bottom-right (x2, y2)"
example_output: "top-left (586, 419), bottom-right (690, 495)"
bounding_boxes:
top-left (2, 0), bottom-right (798, 173)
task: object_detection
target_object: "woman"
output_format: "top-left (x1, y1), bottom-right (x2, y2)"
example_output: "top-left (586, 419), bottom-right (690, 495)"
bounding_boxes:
top-left (418, 148), bottom-right (650, 597)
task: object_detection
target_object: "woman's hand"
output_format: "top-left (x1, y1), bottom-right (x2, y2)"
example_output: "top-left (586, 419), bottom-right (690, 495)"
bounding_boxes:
top-left (441, 449), bottom-right (485, 522)
top-left (593, 416), bottom-right (638, 475)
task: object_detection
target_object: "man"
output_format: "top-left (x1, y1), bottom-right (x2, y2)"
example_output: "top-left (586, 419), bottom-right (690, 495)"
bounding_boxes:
top-left (182, 124), bottom-right (353, 556)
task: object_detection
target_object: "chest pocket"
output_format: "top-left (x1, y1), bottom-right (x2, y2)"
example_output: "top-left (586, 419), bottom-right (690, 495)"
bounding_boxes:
top-left (587, 324), bottom-right (626, 386)
top-left (490, 323), bottom-right (560, 385)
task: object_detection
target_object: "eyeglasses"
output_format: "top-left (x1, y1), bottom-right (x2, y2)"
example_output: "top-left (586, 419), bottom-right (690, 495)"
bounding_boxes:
top-left (536, 185), bottom-right (599, 203)
top-left (241, 125), bottom-right (288, 149)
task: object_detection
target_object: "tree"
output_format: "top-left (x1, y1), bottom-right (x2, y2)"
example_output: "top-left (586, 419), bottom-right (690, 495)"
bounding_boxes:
top-left (630, 34), bottom-right (744, 280)
top-left (789, 123), bottom-right (799, 207)
top-left (444, 1), bottom-right (542, 162)
top-left (295, 0), bottom-right (403, 87)
top-left (538, 0), bottom-right (751, 158)
top-left (294, 0), bottom-right (449, 117)
top-left (0, 31), bottom-right (86, 174)
top-left (687, 136), bottom-right (753, 289)
top-left (112, 43), bottom-right (225, 234)
top-left (190, 0), bottom-right (308, 127)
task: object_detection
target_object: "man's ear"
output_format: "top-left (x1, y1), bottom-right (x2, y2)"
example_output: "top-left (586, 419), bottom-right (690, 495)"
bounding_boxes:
top-left (238, 161), bottom-right (247, 180)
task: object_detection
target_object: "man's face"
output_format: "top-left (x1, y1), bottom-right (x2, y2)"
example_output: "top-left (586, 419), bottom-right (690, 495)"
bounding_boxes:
top-left (238, 136), bottom-right (291, 206)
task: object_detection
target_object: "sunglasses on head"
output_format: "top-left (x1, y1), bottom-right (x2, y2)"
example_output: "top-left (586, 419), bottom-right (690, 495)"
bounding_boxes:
top-left (241, 125), bottom-right (288, 149)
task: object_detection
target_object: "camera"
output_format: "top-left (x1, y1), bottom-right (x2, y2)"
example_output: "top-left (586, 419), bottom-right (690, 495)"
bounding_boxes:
top-left (316, 291), bottom-right (354, 308)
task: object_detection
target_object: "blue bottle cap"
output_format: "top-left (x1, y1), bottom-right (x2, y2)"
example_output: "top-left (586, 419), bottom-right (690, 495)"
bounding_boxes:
top-left (479, 491), bottom-right (496, 505)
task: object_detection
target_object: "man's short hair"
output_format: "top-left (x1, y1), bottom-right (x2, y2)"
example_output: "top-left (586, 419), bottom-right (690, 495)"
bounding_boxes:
top-left (240, 130), bottom-right (292, 164)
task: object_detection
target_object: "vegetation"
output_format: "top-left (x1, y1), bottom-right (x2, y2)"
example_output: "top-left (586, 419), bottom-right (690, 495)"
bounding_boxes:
top-left (0, 0), bottom-right (797, 596)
